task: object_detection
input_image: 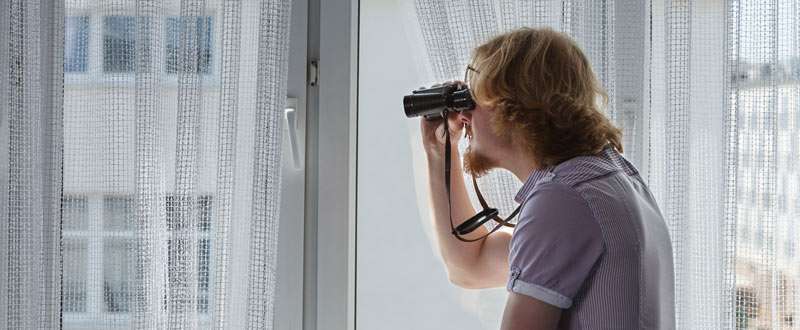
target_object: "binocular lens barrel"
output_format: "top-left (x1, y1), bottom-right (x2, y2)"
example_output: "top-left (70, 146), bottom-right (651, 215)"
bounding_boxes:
top-left (403, 84), bottom-right (475, 119)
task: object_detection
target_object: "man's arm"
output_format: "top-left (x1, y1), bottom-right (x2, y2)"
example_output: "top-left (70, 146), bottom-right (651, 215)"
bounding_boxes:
top-left (500, 293), bottom-right (562, 330)
top-left (425, 146), bottom-right (511, 289)
top-left (501, 182), bottom-right (605, 329)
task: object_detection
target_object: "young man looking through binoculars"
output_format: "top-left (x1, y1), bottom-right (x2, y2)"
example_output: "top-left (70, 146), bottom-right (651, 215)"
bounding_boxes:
top-left (416, 28), bottom-right (675, 329)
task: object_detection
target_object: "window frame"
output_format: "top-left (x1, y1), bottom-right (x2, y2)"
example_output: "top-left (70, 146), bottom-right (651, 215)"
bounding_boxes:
top-left (303, 0), bottom-right (359, 329)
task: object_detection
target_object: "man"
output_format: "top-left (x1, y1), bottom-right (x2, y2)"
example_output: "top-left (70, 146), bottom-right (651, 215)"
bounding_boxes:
top-left (420, 27), bottom-right (675, 329)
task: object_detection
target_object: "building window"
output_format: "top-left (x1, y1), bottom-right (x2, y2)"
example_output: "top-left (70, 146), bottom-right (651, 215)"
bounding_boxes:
top-left (63, 238), bottom-right (88, 313)
top-left (62, 194), bottom-right (213, 320)
top-left (62, 196), bottom-right (89, 313)
top-left (755, 224), bottom-right (765, 248)
top-left (741, 222), bottom-right (750, 243)
top-left (103, 239), bottom-right (133, 313)
top-left (102, 196), bottom-right (134, 312)
top-left (65, 16), bottom-right (89, 73)
top-left (103, 16), bottom-right (136, 73)
top-left (104, 196), bottom-right (134, 231)
top-left (63, 196), bottom-right (89, 230)
top-left (165, 16), bottom-right (213, 74)
top-left (165, 194), bottom-right (214, 313)
top-left (197, 195), bottom-right (212, 312)
top-left (786, 223), bottom-right (796, 259)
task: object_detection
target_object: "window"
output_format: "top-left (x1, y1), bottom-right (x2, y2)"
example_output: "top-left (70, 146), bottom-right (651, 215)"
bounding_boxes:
top-left (741, 222), bottom-right (750, 242)
top-left (104, 196), bottom-right (133, 231)
top-left (165, 16), bottom-right (213, 74)
top-left (62, 196), bottom-right (88, 313)
top-left (755, 223), bottom-right (765, 248)
top-left (198, 236), bottom-right (211, 312)
top-left (63, 239), bottom-right (88, 313)
top-left (779, 104), bottom-right (789, 130)
top-left (65, 16), bottom-right (89, 73)
top-left (792, 56), bottom-right (800, 80)
top-left (53, 1), bottom-right (307, 327)
top-left (165, 194), bottom-right (213, 313)
top-left (63, 196), bottom-right (88, 230)
top-left (102, 196), bottom-right (134, 313)
top-left (197, 195), bottom-right (212, 312)
top-left (103, 16), bottom-right (136, 73)
top-left (736, 287), bottom-right (758, 329)
top-left (61, 194), bottom-right (212, 320)
top-left (785, 224), bottom-right (795, 258)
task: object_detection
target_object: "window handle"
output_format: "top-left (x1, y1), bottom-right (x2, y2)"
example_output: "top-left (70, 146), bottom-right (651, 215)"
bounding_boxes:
top-left (284, 98), bottom-right (302, 170)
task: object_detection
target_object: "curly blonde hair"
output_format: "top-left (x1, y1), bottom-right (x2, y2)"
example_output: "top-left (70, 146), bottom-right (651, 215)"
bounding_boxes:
top-left (467, 27), bottom-right (622, 167)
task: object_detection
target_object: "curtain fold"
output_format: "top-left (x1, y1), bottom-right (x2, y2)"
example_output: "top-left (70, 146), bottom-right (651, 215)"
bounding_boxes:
top-left (0, 0), bottom-right (64, 328)
top-left (412, 0), bottom-right (800, 328)
top-left (1, 0), bottom-right (292, 328)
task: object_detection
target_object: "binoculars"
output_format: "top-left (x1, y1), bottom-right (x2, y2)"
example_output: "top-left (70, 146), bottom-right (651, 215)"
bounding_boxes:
top-left (403, 83), bottom-right (475, 119)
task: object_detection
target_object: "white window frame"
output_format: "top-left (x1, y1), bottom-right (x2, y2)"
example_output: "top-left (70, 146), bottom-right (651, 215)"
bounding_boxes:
top-left (301, 0), bottom-right (359, 329)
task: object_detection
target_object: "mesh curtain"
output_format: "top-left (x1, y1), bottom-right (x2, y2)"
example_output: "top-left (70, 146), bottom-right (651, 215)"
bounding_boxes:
top-left (413, 0), bottom-right (800, 328)
top-left (1, 0), bottom-right (293, 328)
top-left (0, 0), bottom-right (65, 328)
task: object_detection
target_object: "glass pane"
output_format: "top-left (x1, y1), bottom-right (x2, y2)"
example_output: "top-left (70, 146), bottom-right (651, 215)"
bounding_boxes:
top-left (198, 238), bottom-right (211, 313)
top-left (166, 194), bottom-right (212, 231)
top-left (63, 195), bottom-right (88, 231)
top-left (165, 16), bottom-right (213, 74)
top-left (103, 239), bottom-right (133, 313)
top-left (63, 239), bottom-right (88, 313)
top-left (198, 195), bottom-right (212, 232)
top-left (104, 196), bottom-right (133, 231)
top-left (65, 16), bottom-right (89, 73)
top-left (103, 16), bottom-right (135, 73)
top-left (165, 236), bottom-right (210, 313)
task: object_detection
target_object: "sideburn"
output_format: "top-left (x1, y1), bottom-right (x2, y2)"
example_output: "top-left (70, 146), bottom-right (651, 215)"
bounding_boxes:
top-left (463, 145), bottom-right (495, 178)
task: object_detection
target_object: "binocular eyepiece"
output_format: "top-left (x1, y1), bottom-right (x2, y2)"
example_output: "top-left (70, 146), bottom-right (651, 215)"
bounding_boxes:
top-left (403, 83), bottom-right (475, 119)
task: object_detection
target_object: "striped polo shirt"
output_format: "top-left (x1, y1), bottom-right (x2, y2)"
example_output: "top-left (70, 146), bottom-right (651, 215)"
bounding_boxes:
top-left (507, 146), bottom-right (675, 329)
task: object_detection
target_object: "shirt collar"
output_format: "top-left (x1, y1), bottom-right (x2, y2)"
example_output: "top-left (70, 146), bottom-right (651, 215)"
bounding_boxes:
top-left (513, 146), bottom-right (626, 204)
top-left (514, 166), bottom-right (554, 204)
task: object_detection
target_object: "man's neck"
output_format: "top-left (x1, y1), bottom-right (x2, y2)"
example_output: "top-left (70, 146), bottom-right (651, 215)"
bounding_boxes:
top-left (502, 148), bottom-right (541, 183)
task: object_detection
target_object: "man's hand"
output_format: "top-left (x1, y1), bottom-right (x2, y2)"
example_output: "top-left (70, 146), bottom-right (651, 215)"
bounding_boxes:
top-left (420, 111), bottom-right (464, 157)
top-left (419, 81), bottom-right (467, 159)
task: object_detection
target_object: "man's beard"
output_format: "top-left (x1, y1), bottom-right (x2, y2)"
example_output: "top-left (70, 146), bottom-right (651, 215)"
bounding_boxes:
top-left (462, 124), bottom-right (496, 178)
top-left (463, 144), bottom-right (496, 178)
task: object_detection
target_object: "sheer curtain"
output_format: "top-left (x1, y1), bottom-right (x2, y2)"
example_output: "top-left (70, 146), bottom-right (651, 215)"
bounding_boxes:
top-left (1, 0), bottom-right (292, 328)
top-left (0, 1), bottom-right (64, 328)
top-left (412, 0), bottom-right (800, 328)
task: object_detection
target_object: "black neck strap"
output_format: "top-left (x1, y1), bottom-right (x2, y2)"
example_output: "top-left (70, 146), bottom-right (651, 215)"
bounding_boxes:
top-left (442, 110), bottom-right (521, 242)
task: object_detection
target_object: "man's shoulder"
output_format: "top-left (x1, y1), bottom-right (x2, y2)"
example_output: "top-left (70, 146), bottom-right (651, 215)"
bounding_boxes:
top-left (549, 154), bottom-right (622, 187)
top-left (516, 180), bottom-right (595, 228)
top-left (516, 155), bottom-right (618, 206)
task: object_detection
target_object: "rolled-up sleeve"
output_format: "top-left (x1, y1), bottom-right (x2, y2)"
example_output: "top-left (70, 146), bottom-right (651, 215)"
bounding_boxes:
top-left (507, 182), bottom-right (604, 309)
